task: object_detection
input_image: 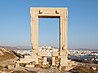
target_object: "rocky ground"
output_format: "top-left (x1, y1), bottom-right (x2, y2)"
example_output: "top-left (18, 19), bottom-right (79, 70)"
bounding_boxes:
top-left (0, 47), bottom-right (98, 73)
top-left (0, 46), bottom-right (17, 62)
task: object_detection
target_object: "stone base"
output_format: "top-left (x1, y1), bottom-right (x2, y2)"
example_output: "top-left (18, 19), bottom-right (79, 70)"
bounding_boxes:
top-left (59, 56), bottom-right (68, 66)
top-left (59, 66), bottom-right (75, 71)
top-left (41, 62), bottom-right (50, 69)
top-left (26, 64), bottom-right (35, 68)
top-left (59, 60), bottom-right (77, 71)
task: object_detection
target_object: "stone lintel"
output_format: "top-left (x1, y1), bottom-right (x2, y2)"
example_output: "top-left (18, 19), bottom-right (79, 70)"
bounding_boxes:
top-left (30, 7), bottom-right (68, 17)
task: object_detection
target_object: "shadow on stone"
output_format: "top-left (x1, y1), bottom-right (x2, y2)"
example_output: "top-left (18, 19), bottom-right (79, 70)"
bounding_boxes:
top-left (29, 71), bottom-right (37, 73)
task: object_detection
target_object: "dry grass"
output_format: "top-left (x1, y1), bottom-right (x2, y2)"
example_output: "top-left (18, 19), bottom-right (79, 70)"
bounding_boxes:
top-left (11, 70), bottom-right (28, 73)
top-left (0, 65), bottom-right (3, 70)
top-left (70, 66), bottom-right (98, 73)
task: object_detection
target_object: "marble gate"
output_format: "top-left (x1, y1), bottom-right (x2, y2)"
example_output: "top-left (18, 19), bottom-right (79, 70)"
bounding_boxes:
top-left (30, 7), bottom-right (68, 69)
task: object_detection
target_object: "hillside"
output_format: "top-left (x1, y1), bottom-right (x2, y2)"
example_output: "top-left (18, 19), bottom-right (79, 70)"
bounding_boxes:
top-left (0, 46), bottom-right (17, 61)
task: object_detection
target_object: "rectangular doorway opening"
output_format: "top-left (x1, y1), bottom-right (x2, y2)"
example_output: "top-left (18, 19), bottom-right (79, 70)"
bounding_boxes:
top-left (39, 17), bottom-right (60, 49)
